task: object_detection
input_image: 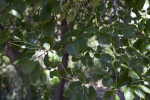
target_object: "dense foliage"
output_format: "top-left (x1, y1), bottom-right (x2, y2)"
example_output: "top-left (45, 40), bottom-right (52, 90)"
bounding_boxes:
top-left (1, 0), bottom-right (150, 100)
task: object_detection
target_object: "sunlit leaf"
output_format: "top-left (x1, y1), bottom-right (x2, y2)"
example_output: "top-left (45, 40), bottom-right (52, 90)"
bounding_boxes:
top-left (124, 88), bottom-right (135, 100)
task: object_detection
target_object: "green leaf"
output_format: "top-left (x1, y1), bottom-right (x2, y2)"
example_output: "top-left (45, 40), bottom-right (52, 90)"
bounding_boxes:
top-left (0, 33), bottom-right (8, 44)
top-left (134, 87), bottom-right (145, 99)
top-left (9, 9), bottom-right (23, 19)
top-left (120, 38), bottom-right (129, 46)
top-left (41, 22), bottom-right (54, 36)
top-left (113, 94), bottom-right (120, 100)
top-left (44, 51), bottom-right (61, 69)
top-left (40, 4), bottom-right (51, 22)
top-left (22, 60), bottom-right (35, 74)
top-left (118, 69), bottom-right (132, 91)
top-left (129, 70), bottom-right (140, 79)
top-left (67, 11), bottom-right (75, 23)
top-left (49, 76), bottom-right (60, 85)
top-left (43, 36), bottom-right (53, 47)
top-left (20, 22), bottom-right (33, 30)
top-left (43, 43), bottom-right (50, 50)
top-left (66, 44), bottom-right (79, 57)
top-left (81, 55), bottom-right (93, 67)
top-left (0, 0), bottom-right (6, 8)
top-left (133, 39), bottom-right (143, 51)
top-left (0, 12), bottom-right (10, 24)
top-left (144, 44), bottom-right (150, 51)
top-left (40, 70), bottom-right (50, 83)
top-left (134, 0), bottom-right (145, 10)
top-left (100, 53), bottom-right (114, 63)
top-left (61, 30), bottom-right (71, 44)
top-left (146, 19), bottom-right (150, 32)
top-left (69, 81), bottom-right (82, 91)
top-left (125, 0), bottom-right (133, 8)
top-left (41, 0), bottom-right (50, 6)
top-left (100, 27), bottom-right (109, 34)
top-left (76, 37), bottom-right (87, 52)
top-left (87, 86), bottom-right (97, 100)
top-left (121, 26), bottom-right (136, 38)
top-left (51, 1), bottom-right (61, 15)
top-left (25, 33), bottom-right (39, 49)
top-left (11, 0), bottom-right (26, 13)
top-left (14, 57), bottom-right (30, 66)
top-left (70, 93), bottom-right (80, 100)
top-left (124, 88), bottom-right (135, 100)
top-left (138, 85), bottom-right (150, 94)
top-left (29, 62), bottom-right (41, 84)
top-left (103, 90), bottom-right (114, 100)
top-left (0, 43), bottom-right (6, 52)
top-left (98, 35), bottom-right (111, 48)
top-left (102, 78), bottom-right (112, 87)
top-left (63, 89), bottom-right (71, 97)
top-left (94, 53), bottom-right (100, 58)
top-left (85, 26), bottom-right (97, 34)
top-left (91, 0), bottom-right (100, 7)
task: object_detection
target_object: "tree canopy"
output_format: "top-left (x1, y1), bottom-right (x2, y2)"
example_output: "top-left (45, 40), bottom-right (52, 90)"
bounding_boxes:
top-left (1, 0), bottom-right (150, 100)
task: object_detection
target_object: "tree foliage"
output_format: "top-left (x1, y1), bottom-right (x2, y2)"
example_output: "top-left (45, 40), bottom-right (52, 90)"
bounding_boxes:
top-left (1, 0), bottom-right (150, 99)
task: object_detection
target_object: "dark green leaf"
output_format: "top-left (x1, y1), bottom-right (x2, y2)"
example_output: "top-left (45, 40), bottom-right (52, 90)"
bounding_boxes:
top-left (133, 39), bottom-right (143, 51)
top-left (76, 37), bottom-right (87, 51)
top-left (66, 44), bottom-right (79, 57)
top-left (51, 1), bottom-right (61, 15)
top-left (100, 53), bottom-right (114, 63)
top-left (61, 31), bottom-right (71, 44)
top-left (81, 56), bottom-right (93, 67)
top-left (102, 78), bottom-right (112, 87)
top-left (63, 89), bottom-right (71, 97)
top-left (41, 22), bottom-right (54, 36)
top-left (120, 38), bottom-right (129, 46)
top-left (69, 81), bottom-right (82, 91)
top-left (0, 0), bottom-right (6, 8)
top-left (100, 27), bottom-right (109, 34)
top-left (25, 33), bottom-right (39, 49)
top-left (0, 43), bottom-right (6, 52)
top-left (20, 22), bottom-right (33, 30)
top-left (22, 60), bottom-right (35, 74)
top-left (40, 4), bottom-right (51, 22)
top-left (98, 35), bottom-right (111, 48)
top-left (0, 33), bottom-right (8, 44)
top-left (134, 0), bottom-right (145, 10)
top-left (121, 26), bottom-right (136, 38)
top-left (103, 90), bottom-right (114, 100)
top-left (13, 56), bottom-right (30, 66)
top-left (44, 51), bottom-right (61, 69)
top-left (70, 93), bottom-right (80, 100)
top-left (11, 0), bottom-right (26, 13)
top-left (87, 86), bottom-right (97, 100)
top-left (118, 69), bottom-right (132, 91)
top-left (0, 12), bottom-right (10, 24)
top-left (146, 19), bottom-right (150, 32)
top-left (29, 62), bottom-right (41, 84)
